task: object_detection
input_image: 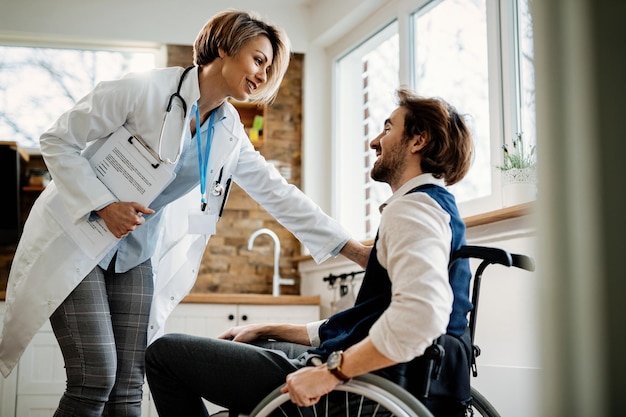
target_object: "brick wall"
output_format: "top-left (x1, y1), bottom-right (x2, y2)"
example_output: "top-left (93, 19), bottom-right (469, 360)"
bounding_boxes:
top-left (167, 45), bottom-right (305, 295)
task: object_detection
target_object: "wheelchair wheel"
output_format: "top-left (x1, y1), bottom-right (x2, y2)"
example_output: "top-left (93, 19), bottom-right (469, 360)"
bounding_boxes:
top-left (468, 387), bottom-right (501, 417)
top-left (250, 373), bottom-right (435, 417)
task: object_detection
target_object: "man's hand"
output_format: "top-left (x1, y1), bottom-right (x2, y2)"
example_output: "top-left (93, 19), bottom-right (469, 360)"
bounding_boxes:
top-left (218, 322), bottom-right (311, 346)
top-left (96, 202), bottom-right (155, 238)
top-left (217, 324), bottom-right (267, 343)
top-left (280, 365), bottom-right (340, 407)
top-left (280, 339), bottom-right (396, 407)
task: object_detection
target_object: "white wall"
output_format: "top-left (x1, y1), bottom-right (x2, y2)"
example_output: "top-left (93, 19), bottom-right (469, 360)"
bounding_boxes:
top-left (0, 0), bottom-right (312, 52)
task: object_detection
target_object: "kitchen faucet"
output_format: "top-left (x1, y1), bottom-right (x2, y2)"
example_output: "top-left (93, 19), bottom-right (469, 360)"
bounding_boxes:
top-left (247, 228), bottom-right (295, 296)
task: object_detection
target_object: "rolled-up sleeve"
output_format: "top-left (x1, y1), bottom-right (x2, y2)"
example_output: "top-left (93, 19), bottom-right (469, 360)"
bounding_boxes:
top-left (306, 319), bottom-right (326, 347)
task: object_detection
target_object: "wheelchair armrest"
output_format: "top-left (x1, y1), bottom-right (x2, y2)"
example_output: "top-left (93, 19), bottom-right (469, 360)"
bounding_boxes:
top-left (512, 253), bottom-right (536, 271)
top-left (451, 245), bottom-right (513, 267)
top-left (452, 245), bottom-right (536, 272)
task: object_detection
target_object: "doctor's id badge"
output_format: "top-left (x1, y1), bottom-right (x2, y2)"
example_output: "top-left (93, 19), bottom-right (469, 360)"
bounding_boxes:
top-left (188, 209), bottom-right (217, 235)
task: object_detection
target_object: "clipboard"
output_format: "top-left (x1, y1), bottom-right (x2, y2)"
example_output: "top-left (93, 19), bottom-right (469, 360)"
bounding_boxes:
top-left (88, 126), bottom-right (176, 207)
top-left (50, 126), bottom-right (177, 259)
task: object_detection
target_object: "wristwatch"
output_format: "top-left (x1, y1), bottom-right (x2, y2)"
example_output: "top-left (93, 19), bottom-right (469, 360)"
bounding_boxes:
top-left (326, 350), bottom-right (350, 382)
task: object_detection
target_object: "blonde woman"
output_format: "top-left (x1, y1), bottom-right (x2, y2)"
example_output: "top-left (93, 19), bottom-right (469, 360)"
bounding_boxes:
top-left (0, 10), bottom-right (368, 416)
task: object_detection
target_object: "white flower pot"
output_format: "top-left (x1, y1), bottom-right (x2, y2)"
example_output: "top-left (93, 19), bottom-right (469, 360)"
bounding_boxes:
top-left (501, 168), bottom-right (537, 207)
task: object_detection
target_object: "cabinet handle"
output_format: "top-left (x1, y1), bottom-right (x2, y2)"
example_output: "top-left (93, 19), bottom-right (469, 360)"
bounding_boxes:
top-left (228, 314), bottom-right (235, 321)
top-left (241, 314), bottom-right (248, 321)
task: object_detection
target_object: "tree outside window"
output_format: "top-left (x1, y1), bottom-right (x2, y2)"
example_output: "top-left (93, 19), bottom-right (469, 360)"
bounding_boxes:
top-left (0, 45), bottom-right (155, 148)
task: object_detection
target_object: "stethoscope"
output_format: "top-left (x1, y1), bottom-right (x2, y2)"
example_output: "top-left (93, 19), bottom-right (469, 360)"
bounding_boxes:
top-left (126, 66), bottom-right (193, 170)
top-left (162, 66), bottom-right (229, 209)
top-left (153, 65), bottom-right (195, 165)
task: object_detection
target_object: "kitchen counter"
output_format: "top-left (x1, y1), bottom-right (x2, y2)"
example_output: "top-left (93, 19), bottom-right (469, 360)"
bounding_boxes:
top-left (181, 293), bottom-right (320, 305)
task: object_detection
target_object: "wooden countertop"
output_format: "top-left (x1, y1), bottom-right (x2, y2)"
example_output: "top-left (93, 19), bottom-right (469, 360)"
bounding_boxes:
top-left (0, 291), bottom-right (319, 305)
top-left (181, 293), bottom-right (320, 305)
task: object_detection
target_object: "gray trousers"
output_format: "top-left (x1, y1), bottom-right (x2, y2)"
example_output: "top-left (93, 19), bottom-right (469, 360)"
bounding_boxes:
top-left (49, 258), bottom-right (153, 417)
top-left (145, 334), bottom-right (312, 417)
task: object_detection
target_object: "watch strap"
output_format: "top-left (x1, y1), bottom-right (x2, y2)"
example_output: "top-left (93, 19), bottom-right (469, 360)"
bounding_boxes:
top-left (329, 366), bottom-right (351, 382)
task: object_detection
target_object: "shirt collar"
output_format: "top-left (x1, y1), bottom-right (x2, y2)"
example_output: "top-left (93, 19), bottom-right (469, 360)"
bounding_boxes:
top-left (379, 173), bottom-right (446, 213)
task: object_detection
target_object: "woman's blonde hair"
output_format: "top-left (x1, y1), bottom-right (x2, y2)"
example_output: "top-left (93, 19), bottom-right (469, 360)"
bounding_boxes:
top-left (193, 9), bottom-right (291, 104)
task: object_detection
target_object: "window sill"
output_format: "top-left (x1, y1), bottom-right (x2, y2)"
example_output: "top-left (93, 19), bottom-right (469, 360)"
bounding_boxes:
top-left (463, 202), bottom-right (535, 228)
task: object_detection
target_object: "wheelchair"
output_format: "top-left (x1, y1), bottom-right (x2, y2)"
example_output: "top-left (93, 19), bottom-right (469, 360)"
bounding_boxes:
top-left (246, 245), bottom-right (536, 417)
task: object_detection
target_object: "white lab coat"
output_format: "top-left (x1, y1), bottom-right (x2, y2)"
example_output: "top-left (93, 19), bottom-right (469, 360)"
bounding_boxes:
top-left (0, 66), bottom-right (349, 377)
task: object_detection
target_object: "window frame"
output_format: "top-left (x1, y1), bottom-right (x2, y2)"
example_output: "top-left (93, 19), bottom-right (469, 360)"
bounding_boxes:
top-left (333, 20), bottom-right (400, 238)
top-left (0, 34), bottom-right (164, 149)
top-left (328, 0), bottom-right (534, 232)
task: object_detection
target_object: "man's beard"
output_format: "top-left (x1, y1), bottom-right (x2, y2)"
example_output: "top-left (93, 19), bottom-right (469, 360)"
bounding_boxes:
top-left (370, 143), bottom-right (406, 186)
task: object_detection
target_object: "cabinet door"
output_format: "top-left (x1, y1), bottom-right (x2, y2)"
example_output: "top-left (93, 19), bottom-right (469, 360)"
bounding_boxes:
top-left (15, 394), bottom-right (61, 417)
top-left (164, 303), bottom-right (237, 338)
top-left (239, 305), bottom-right (320, 325)
top-left (0, 364), bottom-right (17, 417)
top-left (5, 322), bottom-right (61, 417)
top-left (17, 329), bottom-right (65, 396)
top-left (0, 302), bottom-right (18, 417)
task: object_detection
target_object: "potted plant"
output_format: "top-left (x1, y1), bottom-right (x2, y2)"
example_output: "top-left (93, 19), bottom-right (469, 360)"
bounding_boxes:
top-left (497, 132), bottom-right (537, 206)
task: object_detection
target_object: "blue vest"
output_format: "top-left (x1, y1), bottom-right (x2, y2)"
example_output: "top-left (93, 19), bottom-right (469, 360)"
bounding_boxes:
top-left (311, 184), bottom-right (472, 358)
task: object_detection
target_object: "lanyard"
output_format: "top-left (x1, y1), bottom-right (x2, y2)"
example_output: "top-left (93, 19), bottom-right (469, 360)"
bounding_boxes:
top-left (196, 104), bottom-right (217, 211)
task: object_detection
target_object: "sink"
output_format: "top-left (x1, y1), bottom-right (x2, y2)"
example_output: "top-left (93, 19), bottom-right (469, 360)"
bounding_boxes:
top-left (247, 228), bottom-right (295, 296)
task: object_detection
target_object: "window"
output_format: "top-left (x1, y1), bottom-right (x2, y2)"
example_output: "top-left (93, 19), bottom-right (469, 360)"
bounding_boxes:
top-left (332, 0), bottom-right (536, 240)
top-left (335, 22), bottom-right (399, 239)
top-left (412, 0), bottom-right (490, 204)
top-left (0, 44), bottom-right (157, 149)
top-left (517, 0), bottom-right (536, 153)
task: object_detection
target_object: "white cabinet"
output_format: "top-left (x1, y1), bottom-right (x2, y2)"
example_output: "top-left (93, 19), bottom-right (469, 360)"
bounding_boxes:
top-left (0, 302), bottom-right (18, 417)
top-left (0, 300), bottom-right (319, 417)
top-left (14, 324), bottom-right (68, 416)
top-left (165, 303), bottom-right (320, 337)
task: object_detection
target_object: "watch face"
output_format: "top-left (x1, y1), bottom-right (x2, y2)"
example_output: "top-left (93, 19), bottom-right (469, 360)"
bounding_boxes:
top-left (327, 351), bottom-right (342, 369)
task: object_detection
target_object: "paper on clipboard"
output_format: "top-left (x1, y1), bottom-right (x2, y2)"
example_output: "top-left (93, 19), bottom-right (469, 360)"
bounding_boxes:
top-left (50, 126), bottom-right (177, 259)
top-left (89, 126), bottom-right (175, 206)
